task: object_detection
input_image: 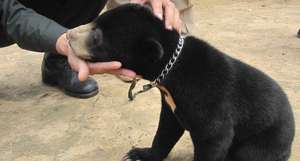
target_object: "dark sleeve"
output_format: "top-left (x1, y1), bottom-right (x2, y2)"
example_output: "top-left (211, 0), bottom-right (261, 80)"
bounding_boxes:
top-left (0, 0), bottom-right (68, 52)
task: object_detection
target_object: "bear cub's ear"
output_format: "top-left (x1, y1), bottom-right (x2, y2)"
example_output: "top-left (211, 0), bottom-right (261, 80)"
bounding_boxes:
top-left (140, 38), bottom-right (164, 62)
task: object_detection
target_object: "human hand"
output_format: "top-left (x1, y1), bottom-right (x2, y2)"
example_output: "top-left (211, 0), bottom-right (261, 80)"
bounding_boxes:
top-left (55, 33), bottom-right (136, 81)
top-left (130, 0), bottom-right (182, 33)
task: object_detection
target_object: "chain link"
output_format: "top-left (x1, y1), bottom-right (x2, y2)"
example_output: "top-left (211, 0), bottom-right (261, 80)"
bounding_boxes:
top-left (153, 35), bottom-right (185, 86)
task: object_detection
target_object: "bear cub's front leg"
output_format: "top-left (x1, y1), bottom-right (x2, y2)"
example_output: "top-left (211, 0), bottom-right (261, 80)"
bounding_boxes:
top-left (124, 99), bottom-right (185, 161)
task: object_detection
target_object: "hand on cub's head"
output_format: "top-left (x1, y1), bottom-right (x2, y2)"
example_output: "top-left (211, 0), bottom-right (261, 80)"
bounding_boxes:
top-left (130, 0), bottom-right (182, 33)
top-left (55, 33), bottom-right (136, 81)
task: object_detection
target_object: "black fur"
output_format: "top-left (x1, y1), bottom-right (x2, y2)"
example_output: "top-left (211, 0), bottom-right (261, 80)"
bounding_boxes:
top-left (87, 4), bottom-right (295, 161)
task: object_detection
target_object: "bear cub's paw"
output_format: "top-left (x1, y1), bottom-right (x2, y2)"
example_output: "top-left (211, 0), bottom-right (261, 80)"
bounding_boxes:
top-left (122, 147), bottom-right (162, 161)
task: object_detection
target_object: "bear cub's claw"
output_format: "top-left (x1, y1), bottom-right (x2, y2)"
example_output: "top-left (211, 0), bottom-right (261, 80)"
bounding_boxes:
top-left (122, 147), bottom-right (160, 161)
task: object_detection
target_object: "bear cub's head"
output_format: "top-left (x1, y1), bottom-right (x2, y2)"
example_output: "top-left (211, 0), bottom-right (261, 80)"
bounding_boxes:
top-left (67, 4), bottom-right (180, 80)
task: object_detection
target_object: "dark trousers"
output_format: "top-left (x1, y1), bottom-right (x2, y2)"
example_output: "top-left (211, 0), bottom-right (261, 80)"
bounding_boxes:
top-left (19, 0), bottom-right (108, 28)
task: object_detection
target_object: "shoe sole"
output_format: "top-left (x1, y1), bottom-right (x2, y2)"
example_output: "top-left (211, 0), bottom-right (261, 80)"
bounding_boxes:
top-left (64, 88), bottom-right (99, 99)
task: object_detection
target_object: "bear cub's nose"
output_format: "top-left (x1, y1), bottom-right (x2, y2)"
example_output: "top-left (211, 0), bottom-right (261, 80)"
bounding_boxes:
top-left (89, 28), bottom-right (103, 46)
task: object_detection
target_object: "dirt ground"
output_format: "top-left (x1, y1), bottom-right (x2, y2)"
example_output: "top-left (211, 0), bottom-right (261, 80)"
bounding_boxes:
top-left (0, 0), bottom-right (299, 161)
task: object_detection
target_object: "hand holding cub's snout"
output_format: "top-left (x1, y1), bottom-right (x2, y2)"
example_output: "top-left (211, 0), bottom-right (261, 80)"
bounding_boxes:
top-left (55, 31), bottom-right (136, 81)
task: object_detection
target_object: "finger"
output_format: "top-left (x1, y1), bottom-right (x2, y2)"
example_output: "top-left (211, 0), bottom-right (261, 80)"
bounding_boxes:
top-left (163, 0), bottom-right (175, 30)
top-left (78, 60), bottom-right (90, 81)
top-left (107, 69), bottom-right (137, 78)
top-left (65, 44), bottom-right (90, 81)
top-left (174, 8), bottom-right (182, 33)
top-left (88, 61), bottom-right (122, 74)
top-left (130, 0), bottom-right (146, 4)
top-left (151, 0), bottom-right (163, 20)
top-left (67, 56), bottom-right (79, 72)
top-left (67, 48), bottom-right (79, 71)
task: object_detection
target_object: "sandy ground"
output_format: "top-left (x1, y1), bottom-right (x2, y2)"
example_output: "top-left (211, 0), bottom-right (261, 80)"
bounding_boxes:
top-left (0, 0), bottom-right (299, 161)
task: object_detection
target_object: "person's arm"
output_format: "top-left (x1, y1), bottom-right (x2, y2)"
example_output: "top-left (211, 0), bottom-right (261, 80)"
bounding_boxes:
top-left (0, 0), bottom-right (136, 80)
top-left (0, 0), bottom-right (67, 52)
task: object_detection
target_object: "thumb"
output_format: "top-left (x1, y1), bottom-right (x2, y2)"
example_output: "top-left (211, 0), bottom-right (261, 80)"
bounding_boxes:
top-left (78, 61), bottom-right (90, 81)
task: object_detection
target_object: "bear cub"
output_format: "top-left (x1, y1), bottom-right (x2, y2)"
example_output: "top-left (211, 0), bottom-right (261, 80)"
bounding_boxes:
top-left (67, 4), bottom-right (295, 161)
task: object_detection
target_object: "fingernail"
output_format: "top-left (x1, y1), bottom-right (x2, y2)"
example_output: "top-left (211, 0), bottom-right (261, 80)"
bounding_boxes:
top-left (115, 61), bottom-right (122, 66)
top-left (166, 25), bottom-right (172, 30)
top-left (156, 13), bottom-right (163, 20)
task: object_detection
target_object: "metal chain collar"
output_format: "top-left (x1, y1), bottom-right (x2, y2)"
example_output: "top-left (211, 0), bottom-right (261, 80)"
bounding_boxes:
top-left (128, 35), bottom-right (185, 100)
top-left (153, 35), bottom-right (185, 86)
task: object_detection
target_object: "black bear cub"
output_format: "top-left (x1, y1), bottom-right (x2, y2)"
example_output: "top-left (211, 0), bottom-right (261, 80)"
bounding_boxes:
top-left (67, 4), bottom-right (295, 161)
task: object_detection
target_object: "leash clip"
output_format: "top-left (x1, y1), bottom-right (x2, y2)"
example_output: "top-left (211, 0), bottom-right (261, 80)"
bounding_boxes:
top-left (128, 78), bottom-right (155, 101)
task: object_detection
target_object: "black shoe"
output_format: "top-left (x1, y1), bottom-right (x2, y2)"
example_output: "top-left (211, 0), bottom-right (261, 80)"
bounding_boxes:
top-left (42, 52), bottom-right (99, 98)
top-left (298, 29), bottom-right (300, 38)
